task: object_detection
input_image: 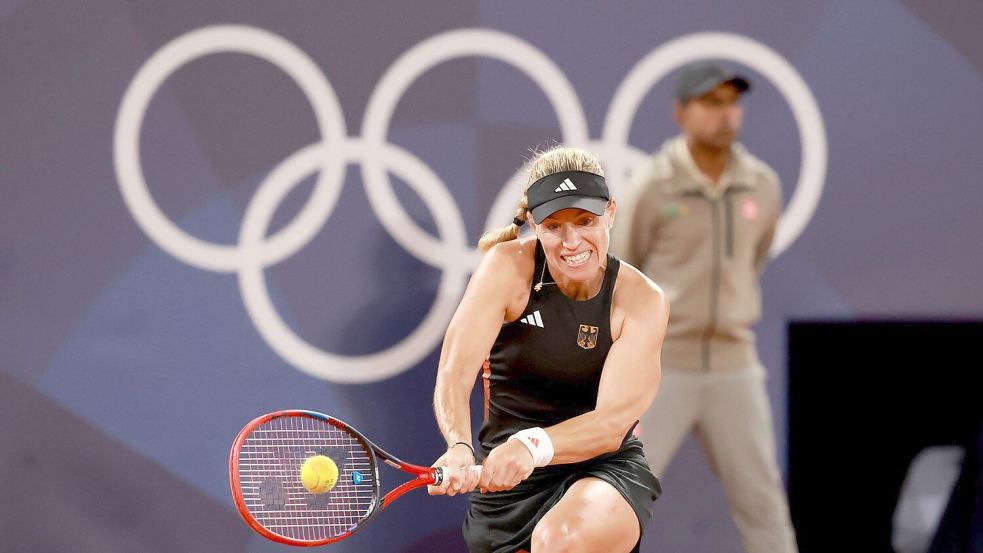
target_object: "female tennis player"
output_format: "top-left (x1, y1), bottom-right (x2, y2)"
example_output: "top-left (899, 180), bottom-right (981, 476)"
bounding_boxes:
top-left (430, 146), bottom-right (668, 553)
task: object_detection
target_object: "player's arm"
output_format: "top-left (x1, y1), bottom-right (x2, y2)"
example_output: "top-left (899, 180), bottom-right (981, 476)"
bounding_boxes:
top-left (431, 242), bottom-right (523, 494)
top-left (545, 272), bottom-right (669, 463)
top-left (433, 243), bottom-right (519, 445)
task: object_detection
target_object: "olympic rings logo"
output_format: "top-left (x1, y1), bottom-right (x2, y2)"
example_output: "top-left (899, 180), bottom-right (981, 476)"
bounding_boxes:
top-left (114, 26), bottom-right (826, 383)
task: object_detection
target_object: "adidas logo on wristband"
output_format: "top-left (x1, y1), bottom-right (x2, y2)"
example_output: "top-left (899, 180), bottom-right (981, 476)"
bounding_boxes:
top-left (508, 427), bottom-right (554, 467)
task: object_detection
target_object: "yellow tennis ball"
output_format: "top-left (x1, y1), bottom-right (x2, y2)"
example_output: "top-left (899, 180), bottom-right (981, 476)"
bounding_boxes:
top-left (300, 455), bottom-right (339, 494)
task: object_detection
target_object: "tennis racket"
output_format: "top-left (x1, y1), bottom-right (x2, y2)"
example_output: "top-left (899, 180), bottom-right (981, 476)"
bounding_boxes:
top-left (229, 409), bottom-right (480, 546)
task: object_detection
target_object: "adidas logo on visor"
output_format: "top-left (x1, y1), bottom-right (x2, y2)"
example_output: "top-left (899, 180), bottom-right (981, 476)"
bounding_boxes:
top-left (554, 178), bottom-right (577, 193)
top-left (519, 310), bottom-right (544, 328)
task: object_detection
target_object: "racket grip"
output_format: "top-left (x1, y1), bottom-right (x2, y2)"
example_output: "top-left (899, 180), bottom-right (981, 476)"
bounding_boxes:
top-left (433, 465), bottom-right (482, 488)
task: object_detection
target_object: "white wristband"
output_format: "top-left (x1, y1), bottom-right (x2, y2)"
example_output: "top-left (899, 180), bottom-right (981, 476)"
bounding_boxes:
top-left (507, 427), bottom-right (554, 467)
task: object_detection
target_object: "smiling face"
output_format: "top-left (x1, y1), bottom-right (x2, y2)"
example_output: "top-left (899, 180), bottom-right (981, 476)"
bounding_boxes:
top-left (532, 202), bottom-right (617, 289)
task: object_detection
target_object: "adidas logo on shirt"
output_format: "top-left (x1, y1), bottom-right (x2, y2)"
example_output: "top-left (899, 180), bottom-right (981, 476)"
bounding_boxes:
top-left (519, 310), bottom-right (544, 328)
top-left (554, 178), bottom-right (577, 193)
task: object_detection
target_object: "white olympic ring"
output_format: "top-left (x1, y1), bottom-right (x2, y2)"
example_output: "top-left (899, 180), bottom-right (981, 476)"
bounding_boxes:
top-left (361, 29), bottom-right (590, 272)
top-left (601, 32), bottom-right (827, 255)
top-left (114, 25), bottom-right (826, 383)
top-left (115, 26), bottom-right (347, 272)
top-left (238, 140), bottom-right (469, 382)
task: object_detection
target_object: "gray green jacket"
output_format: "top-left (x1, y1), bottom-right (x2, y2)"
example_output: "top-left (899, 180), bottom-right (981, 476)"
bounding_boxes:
top-left (618, 136), bottom-right (781, 372)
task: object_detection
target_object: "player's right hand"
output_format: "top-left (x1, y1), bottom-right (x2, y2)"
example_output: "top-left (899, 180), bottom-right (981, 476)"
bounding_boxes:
top-left (428, 444), bottom-right (479, 497)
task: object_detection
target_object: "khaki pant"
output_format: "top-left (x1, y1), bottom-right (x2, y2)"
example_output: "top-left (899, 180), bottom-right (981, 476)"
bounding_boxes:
top-left (640, 367), bottom-right (798, 553)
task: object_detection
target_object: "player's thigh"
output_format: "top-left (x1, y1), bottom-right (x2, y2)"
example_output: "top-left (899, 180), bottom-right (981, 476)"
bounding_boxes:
top-left (531, 477), bottom-right (639, 553)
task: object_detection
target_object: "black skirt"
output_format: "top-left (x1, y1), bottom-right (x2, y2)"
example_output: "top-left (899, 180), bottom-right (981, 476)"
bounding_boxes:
top-left (462, 437), bottom-right (661, 553)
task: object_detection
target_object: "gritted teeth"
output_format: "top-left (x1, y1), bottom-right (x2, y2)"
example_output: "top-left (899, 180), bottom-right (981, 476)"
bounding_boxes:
top-left (562, 250), bottom-right (591, 266)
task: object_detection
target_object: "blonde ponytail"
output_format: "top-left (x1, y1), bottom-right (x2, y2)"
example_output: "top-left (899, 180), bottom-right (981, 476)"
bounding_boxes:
top-left (478, 196), bottom-right (528, 252)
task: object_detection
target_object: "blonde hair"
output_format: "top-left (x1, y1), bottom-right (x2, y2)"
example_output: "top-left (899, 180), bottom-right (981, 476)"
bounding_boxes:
top-left (477, 146), bottom-right (605, 252)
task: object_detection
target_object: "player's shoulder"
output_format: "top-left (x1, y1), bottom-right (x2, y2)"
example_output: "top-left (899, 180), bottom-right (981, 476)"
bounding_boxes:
top-left (480, 236), bottom-right (536, 279)
top-left (614, 260), bottom-right (668, 313)
top-left (484, 235), bottom-right (535, 261)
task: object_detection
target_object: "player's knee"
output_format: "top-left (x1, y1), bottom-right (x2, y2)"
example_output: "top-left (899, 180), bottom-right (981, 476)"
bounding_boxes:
top-left (530, 518), bottom-right (583, 553)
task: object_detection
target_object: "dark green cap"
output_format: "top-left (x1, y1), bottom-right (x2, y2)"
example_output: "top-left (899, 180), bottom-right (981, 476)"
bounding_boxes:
top-left (674, 61), bottom-right (750, 101)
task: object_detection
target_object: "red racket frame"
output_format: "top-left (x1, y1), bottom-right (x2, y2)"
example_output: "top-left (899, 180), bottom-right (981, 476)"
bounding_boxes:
top-left (229, 409), bottom-right (445, 547)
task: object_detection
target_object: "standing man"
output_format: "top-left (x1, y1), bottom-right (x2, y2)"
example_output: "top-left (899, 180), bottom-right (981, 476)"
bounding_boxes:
top-left (618, 61), bottom-right (798, 553)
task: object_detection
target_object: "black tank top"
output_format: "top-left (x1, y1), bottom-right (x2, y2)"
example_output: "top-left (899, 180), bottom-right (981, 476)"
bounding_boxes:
top-left (478, 240), bottom-right (621, 454)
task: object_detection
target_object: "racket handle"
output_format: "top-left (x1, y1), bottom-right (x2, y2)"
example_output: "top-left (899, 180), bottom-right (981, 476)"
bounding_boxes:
top-left (433, 465), bottom-right (482, 487)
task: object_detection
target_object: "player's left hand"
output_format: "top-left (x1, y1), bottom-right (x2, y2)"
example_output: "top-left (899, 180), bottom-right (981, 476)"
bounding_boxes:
top-left (479, 439), bottom-right (535, 493)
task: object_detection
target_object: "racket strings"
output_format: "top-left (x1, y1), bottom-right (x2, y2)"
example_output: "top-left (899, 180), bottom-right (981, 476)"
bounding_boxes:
top-left (236, 415), bottom-right (375, 542)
